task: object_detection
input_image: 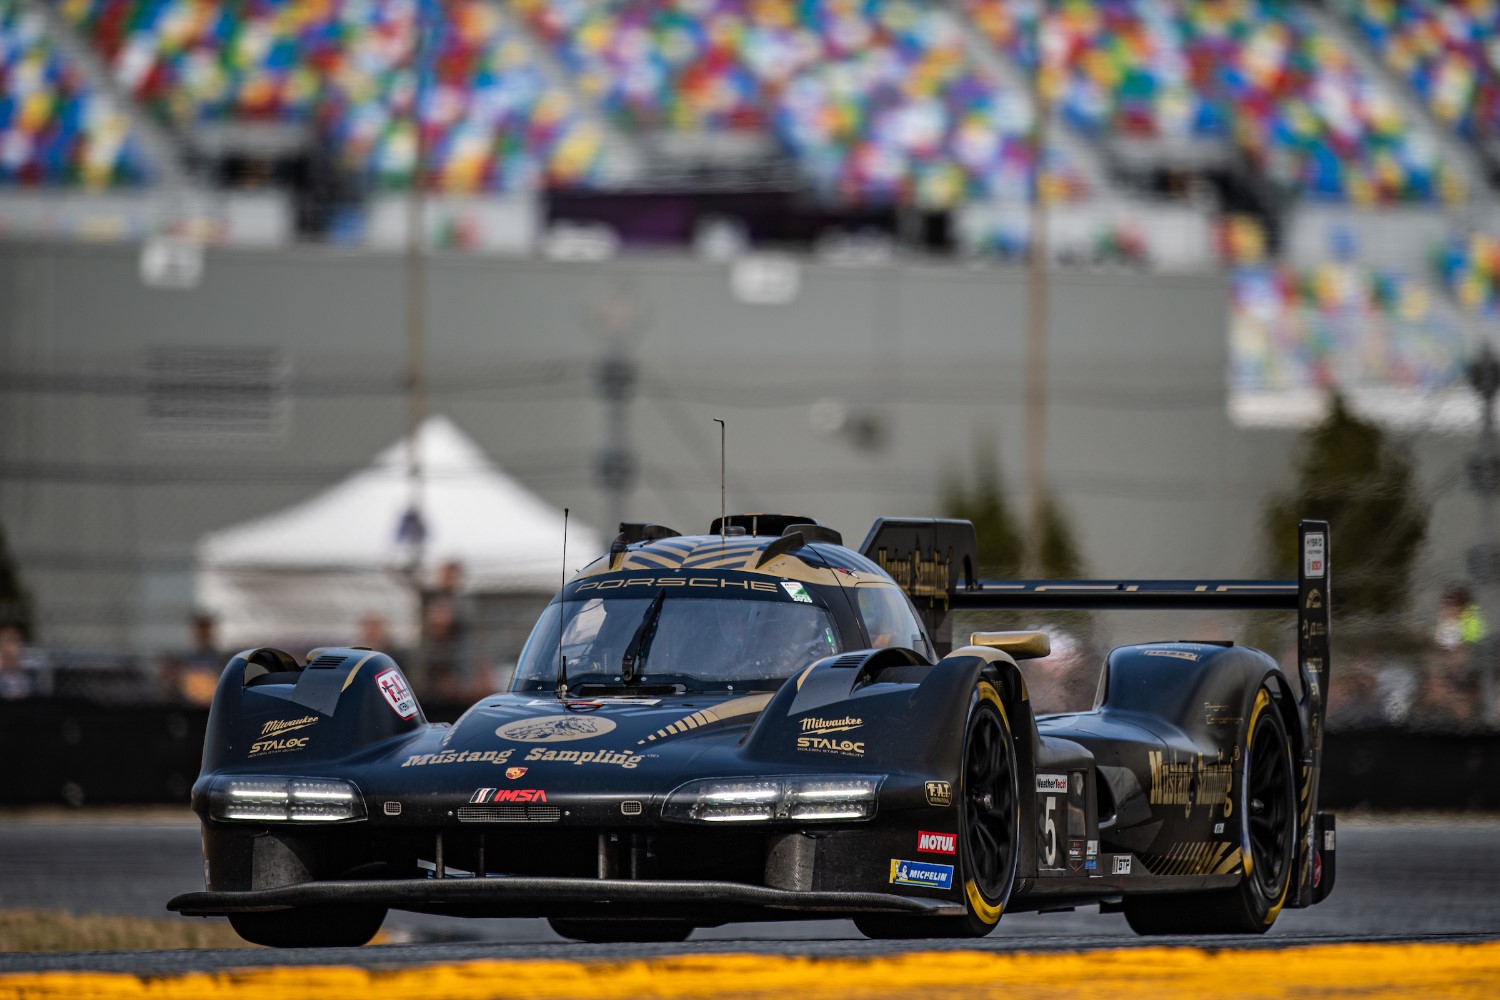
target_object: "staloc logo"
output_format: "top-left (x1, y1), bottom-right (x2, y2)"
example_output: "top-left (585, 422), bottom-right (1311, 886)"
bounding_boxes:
top-left (917, 831), bottom-right (956, 854)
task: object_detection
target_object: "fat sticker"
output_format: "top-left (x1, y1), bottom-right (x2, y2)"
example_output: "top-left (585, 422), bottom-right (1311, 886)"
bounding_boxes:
top-left (375, 668), bottom-right (419, 720)
top-left (781, 582), bottom-right (813, 603)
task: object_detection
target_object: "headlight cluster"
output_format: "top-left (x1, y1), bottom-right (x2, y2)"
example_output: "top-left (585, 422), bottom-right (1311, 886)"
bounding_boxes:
top-left (663, 775), bottom-right (883, 824)
top-left (208, 776), bottom-right (366, 823)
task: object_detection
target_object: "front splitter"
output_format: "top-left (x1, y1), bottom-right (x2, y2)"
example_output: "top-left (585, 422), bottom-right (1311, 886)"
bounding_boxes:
top-left (168, 876), bottom-right (965, 921)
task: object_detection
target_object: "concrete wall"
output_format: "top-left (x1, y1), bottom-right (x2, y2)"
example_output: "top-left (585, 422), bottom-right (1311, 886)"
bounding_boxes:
top-left (0, 241), bottom-right (1478, 654)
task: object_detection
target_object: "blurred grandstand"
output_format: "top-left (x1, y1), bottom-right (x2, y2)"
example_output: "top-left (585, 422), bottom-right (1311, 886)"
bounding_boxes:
top-left (3, 0), bottom-right (1500, 734)
top-left (0, 0), bottom-right (1490, 419)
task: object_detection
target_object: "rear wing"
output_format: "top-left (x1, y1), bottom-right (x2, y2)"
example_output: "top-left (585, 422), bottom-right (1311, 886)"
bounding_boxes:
top-left (860, 516), bottom-right (1332, 904)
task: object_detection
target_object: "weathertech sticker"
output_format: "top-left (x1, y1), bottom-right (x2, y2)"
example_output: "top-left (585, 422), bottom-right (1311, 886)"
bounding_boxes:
top-left (781, 581), bottom-right (813, 603)
top-left (889, 859), bottom-right (954, 890)
top-left (375, 668), bottom-right (418, 720)
top-left (917, 831), bottom-right (956, 854)
top-left (1036, 774), bottom-right (1067, 792)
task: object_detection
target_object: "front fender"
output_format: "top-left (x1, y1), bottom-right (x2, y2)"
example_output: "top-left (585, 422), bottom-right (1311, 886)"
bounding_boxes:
top-left (199, 646), bottom-right (427, 776)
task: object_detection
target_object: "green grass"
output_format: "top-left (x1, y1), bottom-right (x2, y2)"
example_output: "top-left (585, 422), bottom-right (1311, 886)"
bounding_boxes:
top-left (0, 909), bottom-right (254, 952)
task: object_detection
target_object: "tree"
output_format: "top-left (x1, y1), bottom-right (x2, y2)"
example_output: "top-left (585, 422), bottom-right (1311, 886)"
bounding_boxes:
top-left (1262, 393), bottom-right (1427, 619)
top-left (941, 442), bottom-right (1021, 578)
top-left (941, 443), bottom-right (1088, 579)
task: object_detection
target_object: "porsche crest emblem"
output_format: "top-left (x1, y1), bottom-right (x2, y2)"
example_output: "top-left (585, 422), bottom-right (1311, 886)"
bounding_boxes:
top-left (505, 767), bottom-right (527, 780)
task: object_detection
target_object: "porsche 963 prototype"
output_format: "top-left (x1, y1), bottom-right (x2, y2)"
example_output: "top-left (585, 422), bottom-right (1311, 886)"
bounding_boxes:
top-left (169, 514), bottom-right (1336, 945)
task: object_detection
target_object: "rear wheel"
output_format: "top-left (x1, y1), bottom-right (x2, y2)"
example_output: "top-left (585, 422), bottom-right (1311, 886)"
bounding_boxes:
top-left (1125, 687), bottom-right (1296, 935)
top-left (228, 905), bottom-right (386, 948)
top-left (546, 918), bottom-right (693, 943)
top-left (856, 679), bottom-right (1018, 939)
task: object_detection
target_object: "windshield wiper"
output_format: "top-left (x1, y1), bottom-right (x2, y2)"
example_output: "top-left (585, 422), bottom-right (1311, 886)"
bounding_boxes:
top-left (620, 589), bottom-right (666, 684)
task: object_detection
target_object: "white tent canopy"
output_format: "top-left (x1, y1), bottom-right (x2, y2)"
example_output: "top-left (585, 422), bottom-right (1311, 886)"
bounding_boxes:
top-left (196, 415), bottom-right (601, 649)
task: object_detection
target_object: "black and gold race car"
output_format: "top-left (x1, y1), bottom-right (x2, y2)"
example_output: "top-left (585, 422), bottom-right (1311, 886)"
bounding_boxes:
top-left (169, 514), bottom-right (1336, 945)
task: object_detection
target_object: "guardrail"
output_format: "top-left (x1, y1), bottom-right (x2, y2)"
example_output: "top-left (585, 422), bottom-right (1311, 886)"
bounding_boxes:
top-left (4, 701), bottom-right (1497, 809)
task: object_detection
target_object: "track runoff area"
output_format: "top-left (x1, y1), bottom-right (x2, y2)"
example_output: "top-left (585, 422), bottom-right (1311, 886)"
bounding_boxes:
top-left (3, 941), bottom-right (1497, 998)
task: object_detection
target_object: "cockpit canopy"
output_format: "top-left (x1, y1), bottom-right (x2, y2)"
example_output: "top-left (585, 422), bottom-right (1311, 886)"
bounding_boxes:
top-left (511, 594), bottom-right (841, 693)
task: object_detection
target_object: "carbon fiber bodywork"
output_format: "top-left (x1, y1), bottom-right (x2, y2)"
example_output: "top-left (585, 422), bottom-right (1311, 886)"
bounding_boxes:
top-left (170, 516), bottom-right (1336, 935)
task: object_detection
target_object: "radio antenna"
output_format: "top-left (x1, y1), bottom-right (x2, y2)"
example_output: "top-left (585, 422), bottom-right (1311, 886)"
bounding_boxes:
top-left (715, 417), bottom-right (726, 553)
top-left (556, 507), bottom-right (569, 700)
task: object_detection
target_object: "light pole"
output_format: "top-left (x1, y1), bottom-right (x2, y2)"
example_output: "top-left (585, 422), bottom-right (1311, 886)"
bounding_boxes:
top-left (1465, 345), bottom-right (1500, 723)
top-left (1024, 1), bottom-right (1054, 576)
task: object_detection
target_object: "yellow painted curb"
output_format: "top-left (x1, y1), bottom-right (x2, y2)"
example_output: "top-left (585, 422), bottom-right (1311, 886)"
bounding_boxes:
top-left (3, 940), bottom-right (1499, 999)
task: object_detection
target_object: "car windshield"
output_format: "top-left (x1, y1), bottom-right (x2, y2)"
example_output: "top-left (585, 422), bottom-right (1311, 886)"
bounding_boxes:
top-left (511, 595), bottom-right (841, 693)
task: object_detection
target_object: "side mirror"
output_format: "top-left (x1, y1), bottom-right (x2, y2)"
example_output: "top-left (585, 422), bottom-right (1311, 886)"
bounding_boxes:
top-left (968, 631), bottom-right (1051, 660)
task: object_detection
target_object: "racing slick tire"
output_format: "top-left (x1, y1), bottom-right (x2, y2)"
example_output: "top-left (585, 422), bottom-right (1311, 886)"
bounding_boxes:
top-left (1124, 686), bottom-right (1297, 935)
top-left (227, 905), bottom-right (387, 948)
top-left (856, 678), bottom-right (1019, 939)
top-left (546, 918), bottom-right (693, 943)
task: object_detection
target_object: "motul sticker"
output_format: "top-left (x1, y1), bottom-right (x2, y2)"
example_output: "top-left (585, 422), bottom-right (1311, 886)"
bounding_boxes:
top-left (917, 831), bottom-right (956, 854)
top-left (375, 668), bottom-right (418, 720)
top-left (1036, 774), bottom-right (1067, 792)
top-left (1304, 532), bottom-right (1326, 579)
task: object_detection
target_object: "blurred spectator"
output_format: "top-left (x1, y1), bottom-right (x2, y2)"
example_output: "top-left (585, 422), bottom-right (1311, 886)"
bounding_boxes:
top-left (420, 560), bottom-right (489, 700)
top-left (0, 623), bottom-right (48, 700)
top-left (1416, 584), bottom-right (1486, 727)
top-left (357, 611), bottom-right (395, 652)
top-left (159, 611), bottom-right (223, 706)
top-left (1326, 653), bottom-right (1384, 728)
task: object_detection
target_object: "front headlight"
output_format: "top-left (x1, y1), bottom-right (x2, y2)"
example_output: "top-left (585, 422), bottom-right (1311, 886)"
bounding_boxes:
top-left (663, 775), bottom-right (884, 824)
top-left (208, 776), bottom-right (366, 823)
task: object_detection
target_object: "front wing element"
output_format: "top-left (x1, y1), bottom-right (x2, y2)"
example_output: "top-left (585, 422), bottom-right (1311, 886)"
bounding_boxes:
top-left (168, 877), bottom-right (966, 920)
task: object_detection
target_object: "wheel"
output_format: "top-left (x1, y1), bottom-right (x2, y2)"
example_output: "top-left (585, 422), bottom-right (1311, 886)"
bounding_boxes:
top-left (857, 678), bottom-right (1019, 939)
top-left (1124, 686), bottom-right (1297, 935)
top-left (228, 905), bottom-right (386, 948)
top-left (547, 918), bottom-right (693, 943)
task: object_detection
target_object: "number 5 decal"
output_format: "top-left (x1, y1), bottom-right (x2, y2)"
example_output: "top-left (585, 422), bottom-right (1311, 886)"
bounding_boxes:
top-left (1041, 796), bottom-right (1058, 867)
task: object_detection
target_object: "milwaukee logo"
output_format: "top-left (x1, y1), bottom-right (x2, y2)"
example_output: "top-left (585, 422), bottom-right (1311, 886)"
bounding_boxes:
top-left (259, 715), bottom-right (319, 738)
top-left (799, 715), bottom-right (862, 735)
top-left (917, 831), bottom-right (956, 854)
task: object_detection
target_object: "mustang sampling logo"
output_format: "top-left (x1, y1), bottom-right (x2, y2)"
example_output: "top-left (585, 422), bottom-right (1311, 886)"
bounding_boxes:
top-left (522, 746), bottom-right (645, 769)
top-left (1148, 750), bottom-right (1234, 818)
top-left (497, 716), bottom-right (618, 743)
top-left (401, 749), bottom-right (515, 767)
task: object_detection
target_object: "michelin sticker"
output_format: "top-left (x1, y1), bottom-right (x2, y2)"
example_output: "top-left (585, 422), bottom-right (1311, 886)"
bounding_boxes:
top-left (781, 582), bottom-right (813, 603)
top-left (889, 859), bottom-right (954, 890)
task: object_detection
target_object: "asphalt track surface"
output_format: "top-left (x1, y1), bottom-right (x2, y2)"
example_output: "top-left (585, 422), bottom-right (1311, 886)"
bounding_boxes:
top-left (1, 812), bottom-right (1498, 974)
